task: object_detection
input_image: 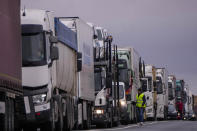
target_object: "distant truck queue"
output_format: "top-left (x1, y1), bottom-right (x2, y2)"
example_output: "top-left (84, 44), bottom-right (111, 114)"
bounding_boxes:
top-left (0, 2), bottom-right (196, 131)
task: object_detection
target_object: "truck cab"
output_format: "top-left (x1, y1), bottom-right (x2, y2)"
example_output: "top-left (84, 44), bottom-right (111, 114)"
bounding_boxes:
top-left (156, 68), bottom-right (168, 120)
top-left (117, 47), bottom-right (140, 123)
top-left (141, 64), bottom-right (157, 120)
top-left (167, 75), bottom-right (177, 119)
top-left (21, 9), bottom-right (58, 127)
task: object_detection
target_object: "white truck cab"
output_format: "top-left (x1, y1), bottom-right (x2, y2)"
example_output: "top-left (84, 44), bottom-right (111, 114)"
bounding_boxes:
top-left (142, 65), bottom-right (157, 120)
top-left (156, 68), bottom-right (169, 120)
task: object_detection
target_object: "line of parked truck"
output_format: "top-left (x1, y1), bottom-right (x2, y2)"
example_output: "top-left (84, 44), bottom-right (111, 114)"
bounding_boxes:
top-left (0, 1), bottom-right (196, 131)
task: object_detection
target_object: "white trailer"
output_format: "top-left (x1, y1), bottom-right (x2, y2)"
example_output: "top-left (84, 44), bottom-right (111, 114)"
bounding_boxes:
top-left (156, 68), bottom-right (169, 120)
top-left (58, 17), bottom-right (95, 129)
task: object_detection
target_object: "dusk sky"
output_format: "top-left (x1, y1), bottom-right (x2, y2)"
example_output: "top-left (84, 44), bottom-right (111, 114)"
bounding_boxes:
top-left (21, 0), bottom-right (197, 94)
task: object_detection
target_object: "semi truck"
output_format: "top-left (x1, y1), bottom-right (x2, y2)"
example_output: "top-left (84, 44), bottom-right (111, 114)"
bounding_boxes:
top-left (91, 26), bottom-right (120, 127)
top-left (141, 64), bottom-right (157, 120)
top-left (167, 75), bottom-right (177, 119)
top-left (21, 9), bottom-right (95, 130)
top-left (117, 47), bottom-right (141, 123)
top-left (0, 0), bottom-right (23, 131)
top-left (156, 68), bottom-right (168, 120)
top-left (175, 79), bottom-right (186, 119)
top-left (183, 84), bottom-right (194, 120)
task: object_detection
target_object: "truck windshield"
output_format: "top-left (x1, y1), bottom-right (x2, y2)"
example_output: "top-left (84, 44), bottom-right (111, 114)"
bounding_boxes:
top-left (168, 82), bottom-right (174, 100)
top-left (118, 59), bottom-right (129, 84)
top-left (94, 72), bottom-right (102, 92)
top-left (175, 85), bottom-right (182, 99)
top-left (147, 77), bottom-right (152, 91)
top-left (156, 76), bottom-right (163, 94)
top-left (22, 32), bottom-right (46, 66)
top-left (112, 85), bottom-right (124, 99)
top-left (96, 29), bottom-right (103, 40)
top-left (119, 85), bottom-right (124, 99)
top-left (141, 79), bottom-right (147, 92)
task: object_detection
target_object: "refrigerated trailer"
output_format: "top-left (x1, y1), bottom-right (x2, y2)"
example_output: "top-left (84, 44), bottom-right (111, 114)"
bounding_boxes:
top-left (0, 0), bottom-right (23, 130)
top-left (21, 9), bottom-right (95, 131)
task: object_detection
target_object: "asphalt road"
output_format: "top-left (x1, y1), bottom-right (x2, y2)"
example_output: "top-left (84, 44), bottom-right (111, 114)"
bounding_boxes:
top-left (79, 120), bottom-right (197, 131)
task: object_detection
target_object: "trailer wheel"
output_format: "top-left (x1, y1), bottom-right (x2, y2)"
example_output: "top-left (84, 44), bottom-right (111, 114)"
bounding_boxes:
top-left (63, 108), bottom-right (71, 131)
top-left (56, 98), bottom-right (63, 131)
top-left (83, 103), bottom-right (91, 129)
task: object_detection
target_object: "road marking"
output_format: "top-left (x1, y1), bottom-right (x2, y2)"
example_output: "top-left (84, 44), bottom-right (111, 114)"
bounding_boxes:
top-left (79, 121), bottom-right (164, 131)
top-left (104, 125), bottom-right (138, 130)
top-left (103, 121), bottom-right (158, 131)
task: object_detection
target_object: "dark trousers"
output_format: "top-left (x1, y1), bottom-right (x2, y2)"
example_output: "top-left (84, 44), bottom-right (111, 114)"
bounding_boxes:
top-left (136, 107), bottom-right (144, 123)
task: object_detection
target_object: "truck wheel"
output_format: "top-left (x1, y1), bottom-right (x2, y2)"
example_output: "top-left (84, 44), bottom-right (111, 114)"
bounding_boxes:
top-left (107, 113), bottom-right (113, 128)
top-left (63, 111), bottom-right (71, 131)
top-left (56, 98), bottom-right (63, 131)
top-left (41, 100), bottom-right (55, 131)
top-left (4, 98), bottom-right (15, 131)
top-left (63, 98), bottom-right (71, 131)
top-left (10, 99), bottom-right (14, 131)
top-left (163, 106), bottom-right (166, 120)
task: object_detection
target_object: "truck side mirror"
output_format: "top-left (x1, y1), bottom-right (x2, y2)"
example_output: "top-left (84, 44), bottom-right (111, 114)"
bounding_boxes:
top-left (93, 34), bottom-right (98, 39)
top-left (126, 94), bottom-right (131, 101)
top-left (77, 52), bottom-right (82, 72)
top-left (49, 36), bottom-right (58, 44)
top-left (51, 46), bottom-right (59, 60)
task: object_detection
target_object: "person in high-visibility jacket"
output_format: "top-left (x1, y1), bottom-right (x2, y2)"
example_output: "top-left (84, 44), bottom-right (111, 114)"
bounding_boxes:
top-left (136, 88), bottom-right (146, 126)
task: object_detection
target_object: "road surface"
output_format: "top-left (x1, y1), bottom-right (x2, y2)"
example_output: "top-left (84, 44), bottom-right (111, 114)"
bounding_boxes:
top-left (78, 120), bottom-right (197, 131)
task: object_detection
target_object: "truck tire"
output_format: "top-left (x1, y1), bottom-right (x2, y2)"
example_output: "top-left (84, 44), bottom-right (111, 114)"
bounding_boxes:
top-left (107, 112), bottom-right (113, 128)
top-left (56, 97), bottom-right (63, 131)
top-left (4, 98), bottom-right (15, 131)
top-left (164, 106), bottom-right (167, 120)
top-left (154, 103), bottom-right (157, 121)
top-left (83, 104), bottom-right (91, 129)
top-left (41, 100), bottom-right (55, 131)
top-left (63, 109), bottom-right (71, 131)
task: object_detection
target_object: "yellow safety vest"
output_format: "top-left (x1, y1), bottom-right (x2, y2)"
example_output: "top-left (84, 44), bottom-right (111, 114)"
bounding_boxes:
top-left (136, 93), bottom-right (146, 108)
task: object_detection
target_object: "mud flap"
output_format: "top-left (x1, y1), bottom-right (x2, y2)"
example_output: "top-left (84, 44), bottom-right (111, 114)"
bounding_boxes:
top-left (78, 103), bottom-right (82, 125)
top-left (83, 101), bottom-right (87, 121)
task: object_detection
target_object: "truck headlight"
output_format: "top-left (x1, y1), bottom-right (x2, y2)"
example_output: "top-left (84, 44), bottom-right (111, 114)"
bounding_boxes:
top-left (120, 100), bottom-right (126, 106)
top-left (95, 109), bottom-right (104, 114)
top-left (32, 94), bottom-right (47, 105)
top-left (192, 114), bottom-right (195, 117)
